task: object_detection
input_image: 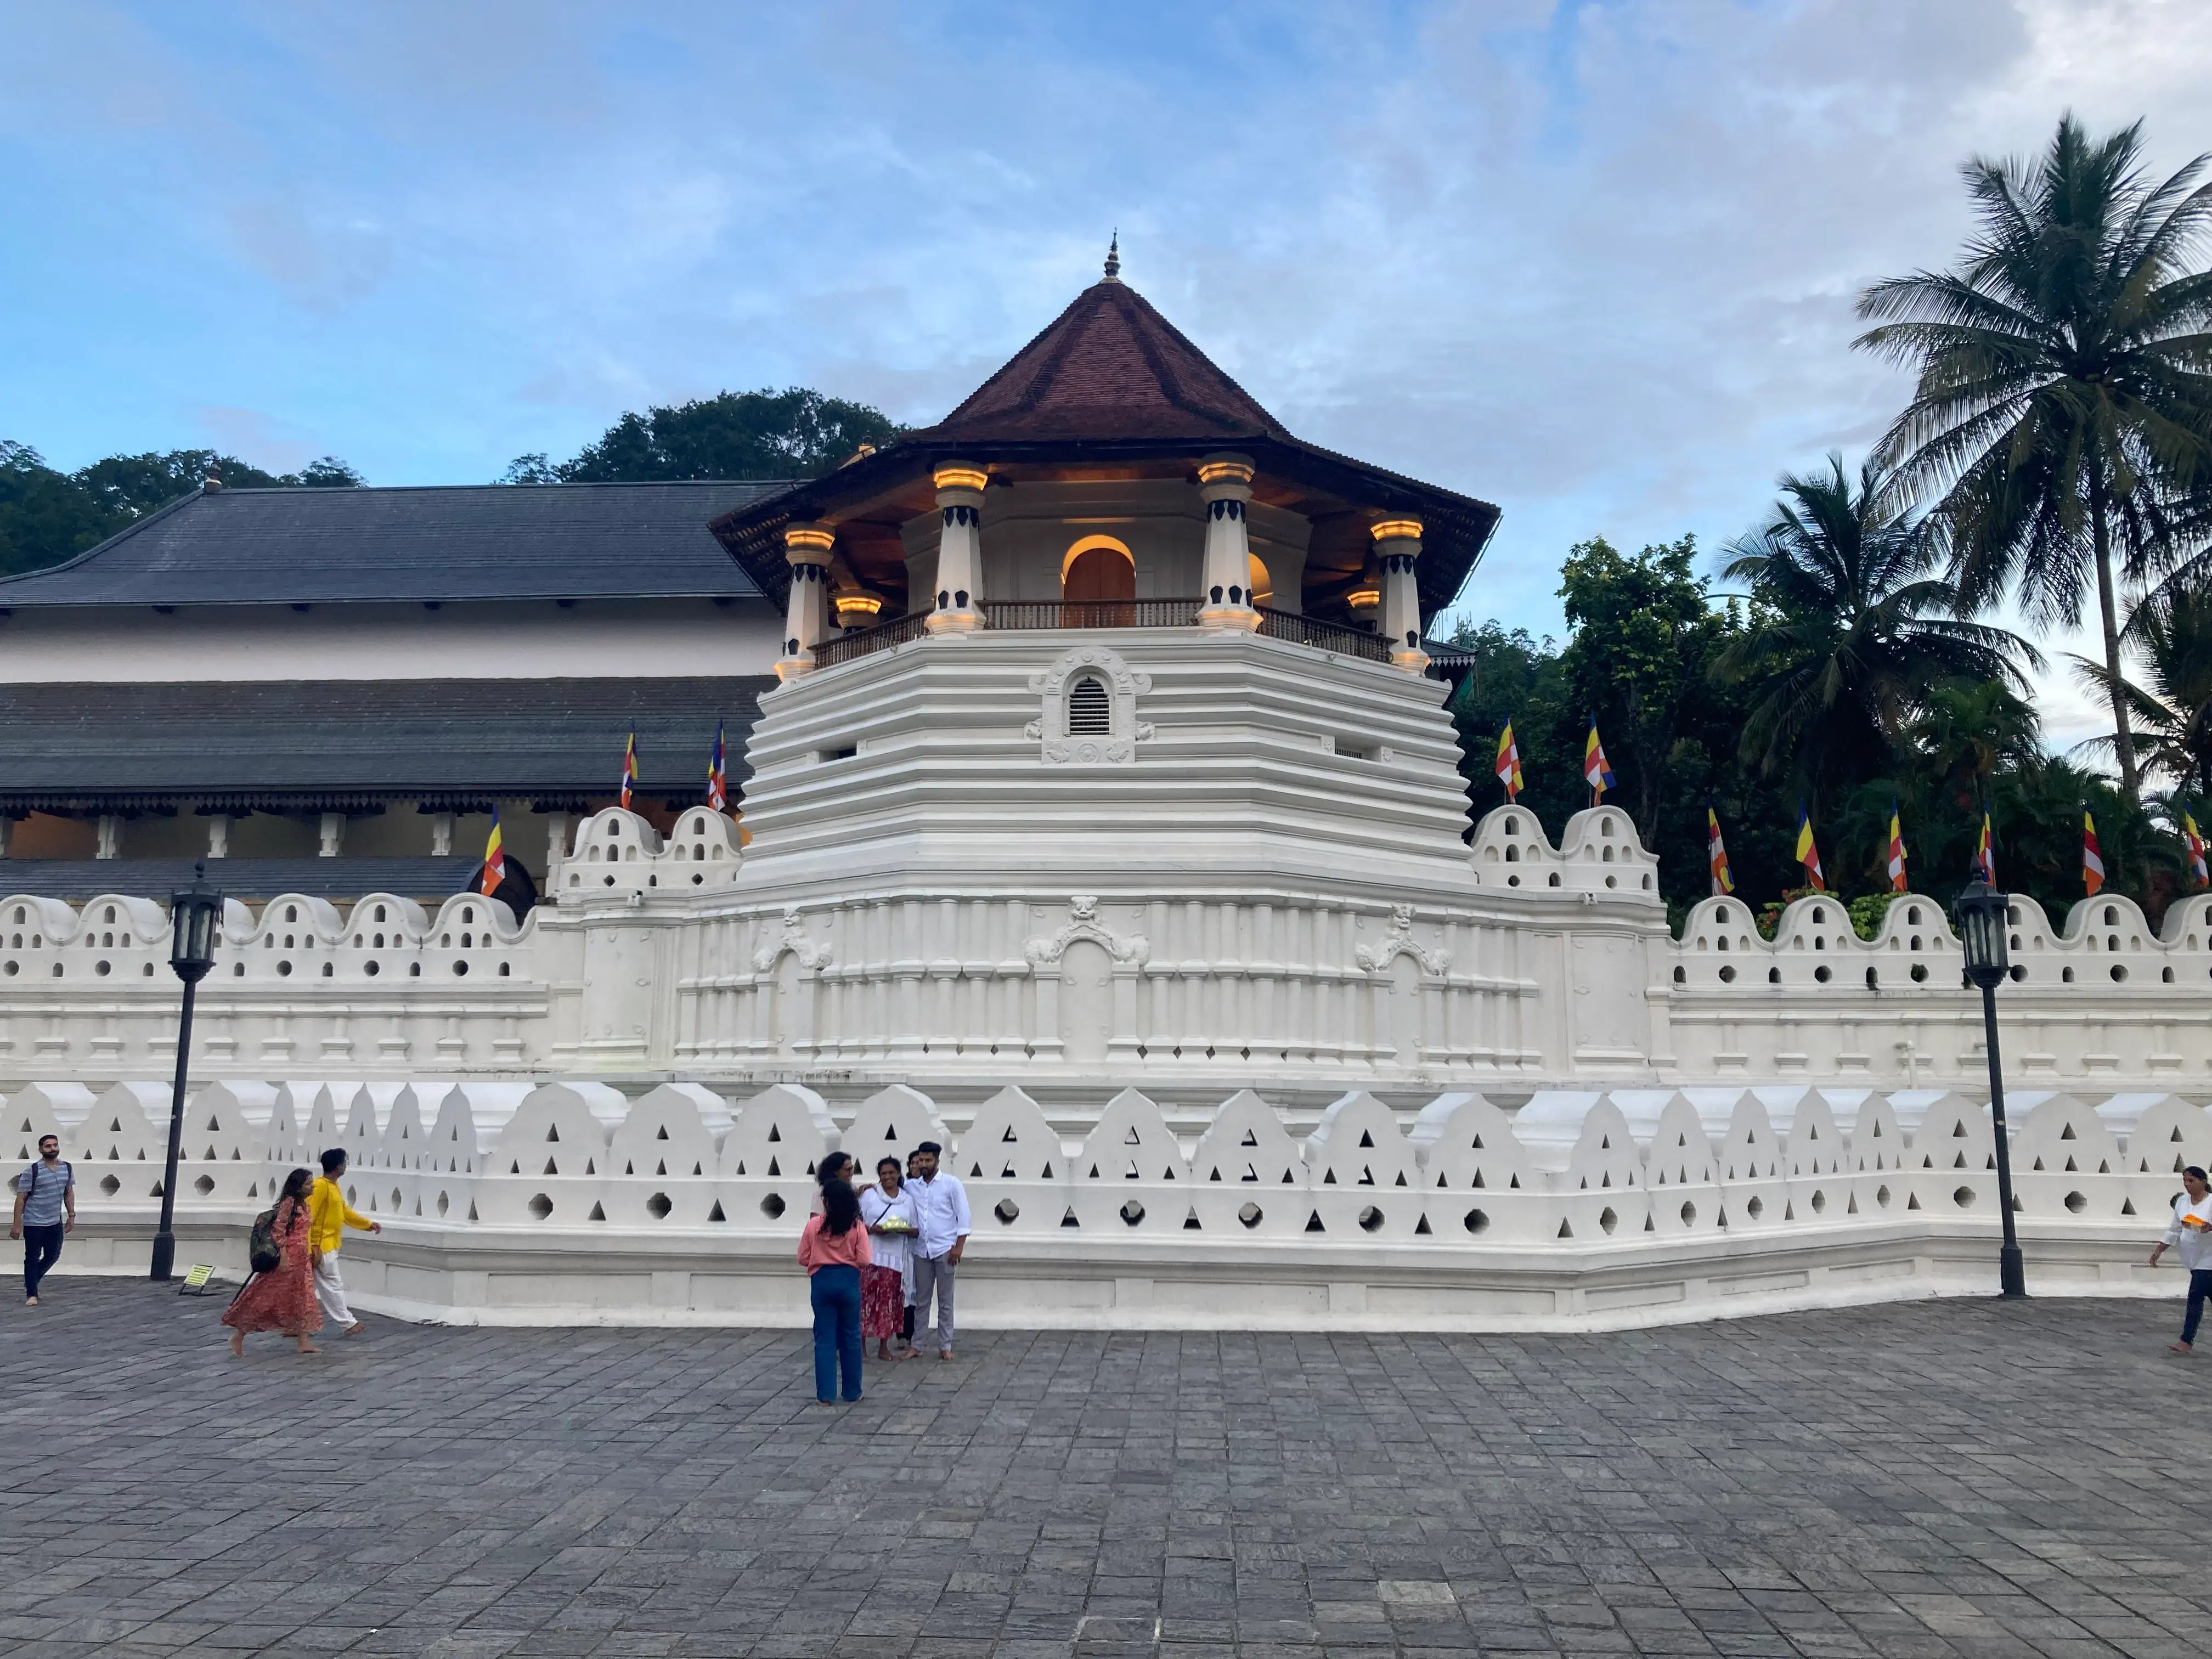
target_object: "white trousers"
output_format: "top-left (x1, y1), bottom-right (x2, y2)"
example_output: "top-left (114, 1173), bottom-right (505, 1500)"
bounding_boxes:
top-left (313, 1255), bottom-right (354, 1327)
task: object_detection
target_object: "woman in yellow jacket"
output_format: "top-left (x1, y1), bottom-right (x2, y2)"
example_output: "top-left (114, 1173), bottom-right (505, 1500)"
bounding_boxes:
top-left (309, 1148), bottom-right (381, 1336)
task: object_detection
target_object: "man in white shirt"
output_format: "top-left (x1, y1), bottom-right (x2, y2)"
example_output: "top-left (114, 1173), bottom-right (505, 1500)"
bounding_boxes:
top-left (907, 1141), bottom-right (970, 1361)
top-left (2149, 1164), bottom-right (2212, 1354)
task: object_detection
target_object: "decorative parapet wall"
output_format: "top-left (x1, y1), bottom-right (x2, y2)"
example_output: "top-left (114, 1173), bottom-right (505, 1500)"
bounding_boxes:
top-left (7, 804), bottom-right (2212, 1091)
top-left (0, 888), bottom-right (543, 1076)
top-left (1664, 890), bottom-right (2212, 1087)
top-left (27, 1076), bottom-right (2201, 1330)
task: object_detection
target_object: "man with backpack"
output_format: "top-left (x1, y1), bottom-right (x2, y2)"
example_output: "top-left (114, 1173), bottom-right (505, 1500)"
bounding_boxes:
top-left (309, 1148), bottom-right (380, 1336)
top-left (10, 1133), bottom-right (76, 1305)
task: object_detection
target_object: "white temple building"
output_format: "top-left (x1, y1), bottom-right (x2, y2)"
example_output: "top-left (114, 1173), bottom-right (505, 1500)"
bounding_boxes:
top-left (4, 252), bottom-right (2207, 1329)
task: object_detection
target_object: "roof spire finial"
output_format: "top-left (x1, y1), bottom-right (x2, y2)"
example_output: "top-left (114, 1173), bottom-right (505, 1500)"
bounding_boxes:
top-left (1102, 229), bottom-right (1120, 283)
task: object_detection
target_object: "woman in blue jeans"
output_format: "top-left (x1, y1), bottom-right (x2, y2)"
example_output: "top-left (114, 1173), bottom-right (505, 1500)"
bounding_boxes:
top-left (796, 1154), bottom-right (871, 1403)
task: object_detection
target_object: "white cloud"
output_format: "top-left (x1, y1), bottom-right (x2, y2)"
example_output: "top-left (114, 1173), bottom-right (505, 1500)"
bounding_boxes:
top-left (3, 0), bottom-right (2208, 743)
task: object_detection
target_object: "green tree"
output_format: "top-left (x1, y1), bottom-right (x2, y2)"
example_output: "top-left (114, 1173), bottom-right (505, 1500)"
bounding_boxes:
top-left (1856, 114), bottom-right (2212, 800)
top-left (511, 388), bottom-right (904, 484)
top-left (1713, 454), bottom-right (2038, 810)
top-left (0, 442), bottom-right (362, 578)
top-left (1556, 534), bottom-right (1728, 835)
top-left (2069, 571), bottom-right (2212, 799)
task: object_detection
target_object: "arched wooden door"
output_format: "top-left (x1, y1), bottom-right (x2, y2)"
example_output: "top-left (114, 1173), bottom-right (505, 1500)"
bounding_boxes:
top-left (1063, 545), bottom-right (1135, 626)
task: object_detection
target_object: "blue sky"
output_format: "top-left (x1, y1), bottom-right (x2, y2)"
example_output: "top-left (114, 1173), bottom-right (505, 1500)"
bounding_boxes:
top-left (4, 1), bottom-right (2209, 740)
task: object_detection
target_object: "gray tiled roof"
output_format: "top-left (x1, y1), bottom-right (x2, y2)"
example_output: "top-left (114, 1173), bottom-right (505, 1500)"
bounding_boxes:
top-left (0, 481), bottom-right (797, 607)
top-left (0, 677), bottom-right (771, 810)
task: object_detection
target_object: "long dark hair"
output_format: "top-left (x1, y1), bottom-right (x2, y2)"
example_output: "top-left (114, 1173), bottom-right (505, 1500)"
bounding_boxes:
top-left (279, 1166), bottom-right (315, 1214)
top-left (819, 1176), bottom-right (860, 1238)
top-left (817, 1152), bottom-right (853, 1186)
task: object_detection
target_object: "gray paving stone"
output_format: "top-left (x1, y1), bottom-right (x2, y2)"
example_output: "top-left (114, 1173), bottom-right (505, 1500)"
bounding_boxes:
top-left (3, 1282), bottom-right (2208, 1657)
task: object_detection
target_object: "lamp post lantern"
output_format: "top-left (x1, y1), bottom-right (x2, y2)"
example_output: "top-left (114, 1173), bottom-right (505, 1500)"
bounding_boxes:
top-left (152, 861), bottom-right (223, 1282)
top-left (1954, 878), bottom-right (2026, 1299)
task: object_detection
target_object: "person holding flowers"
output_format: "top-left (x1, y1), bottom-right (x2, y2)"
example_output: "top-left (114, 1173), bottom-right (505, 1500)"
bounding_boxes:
top-left (860, 1155), bottom-right (919, 1360)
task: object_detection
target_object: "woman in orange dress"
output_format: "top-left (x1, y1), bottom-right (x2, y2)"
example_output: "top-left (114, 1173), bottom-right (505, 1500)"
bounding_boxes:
top-left (223, 1167), bottom-right (324, 1356)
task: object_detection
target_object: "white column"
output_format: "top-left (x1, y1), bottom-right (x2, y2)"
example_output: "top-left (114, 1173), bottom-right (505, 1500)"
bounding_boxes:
top-left (318, 812), bottom-right (346, 857)
top-left (544, 811), bottom-right (568, 885)
top-left (0, 817), bottom-right (12, 858)
top-left (1197, 453), bottom-right (1260, 631)
top-left (1373, 518), bottom-right (1430, 673)
top-left (95, 814), bottom-right (121, 860)
top-left (926, 464), bottom-right (988, 635)
top-left (431, 811), bottom-right (455, 856)
top-left (775, 522), bottom-right (835, 680)
top-left (205, 814), bottom-right (231, 859)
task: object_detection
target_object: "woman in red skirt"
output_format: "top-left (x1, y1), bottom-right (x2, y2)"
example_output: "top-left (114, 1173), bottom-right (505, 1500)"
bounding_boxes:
top-left (859, 1155), bottom-right (919, 1360)
top-left (223, 1166), bottom-right (324, 1356)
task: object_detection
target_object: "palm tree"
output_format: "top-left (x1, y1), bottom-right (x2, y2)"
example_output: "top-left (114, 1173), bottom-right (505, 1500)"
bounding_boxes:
top-left (1714, 453), bottom-right (2038, 808)
top-left (2069, 571), bottom-right (2212, 797)
top-left (1908, 676), bottom-right (2044, 812)
top-left (1856, 114), bottom-right (2212, 800)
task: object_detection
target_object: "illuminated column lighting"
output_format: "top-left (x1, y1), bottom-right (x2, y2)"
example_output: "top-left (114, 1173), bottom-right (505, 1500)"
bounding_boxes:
top-left (776, 521), bottom-right (836, 680)
top-left (1372, 518), bottom-right (1429, 673)
top-left (927, 464), bottom-right (989, 635)
top-left (1196, 453), bottom-right (1260, 632)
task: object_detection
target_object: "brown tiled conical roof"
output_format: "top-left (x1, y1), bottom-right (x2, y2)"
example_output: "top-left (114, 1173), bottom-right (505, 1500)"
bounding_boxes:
top-left (911, 279), bottom-right (1290, 446)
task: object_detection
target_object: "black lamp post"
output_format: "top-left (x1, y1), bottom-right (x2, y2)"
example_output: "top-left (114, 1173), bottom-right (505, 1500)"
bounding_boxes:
top-left (152, 862), bottom-right (223, 1282)
top-left (1954, 878), bottom-right (2026, 1299)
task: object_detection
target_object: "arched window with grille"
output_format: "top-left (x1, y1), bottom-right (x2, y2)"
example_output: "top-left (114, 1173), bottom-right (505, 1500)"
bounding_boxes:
top-left (1067, 675), bottom-right (1111, 736)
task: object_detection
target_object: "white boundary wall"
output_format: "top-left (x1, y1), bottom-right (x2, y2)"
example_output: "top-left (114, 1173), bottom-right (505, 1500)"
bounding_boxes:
top-left (19, 1077), bottom-right (2202, 1330)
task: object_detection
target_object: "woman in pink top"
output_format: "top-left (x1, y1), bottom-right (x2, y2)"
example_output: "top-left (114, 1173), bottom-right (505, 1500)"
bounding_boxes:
top-left (797, 1153), bottom-right (872, 1403)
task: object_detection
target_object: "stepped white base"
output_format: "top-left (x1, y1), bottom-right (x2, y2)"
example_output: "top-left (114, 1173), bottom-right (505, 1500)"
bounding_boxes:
top-left (46, 1216), bottom-right (2172, 1334)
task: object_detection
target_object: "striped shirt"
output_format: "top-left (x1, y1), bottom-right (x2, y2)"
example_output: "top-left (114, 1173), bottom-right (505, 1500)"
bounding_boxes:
top-left (15, 1160), bottom-right (72, 1227)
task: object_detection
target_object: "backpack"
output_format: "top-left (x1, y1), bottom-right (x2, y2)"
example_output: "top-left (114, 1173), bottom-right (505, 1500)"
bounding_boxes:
top-left (246, 1205), bottom-right (284, 1274)
top-left (18, 1160), bottom-right (71, 1211)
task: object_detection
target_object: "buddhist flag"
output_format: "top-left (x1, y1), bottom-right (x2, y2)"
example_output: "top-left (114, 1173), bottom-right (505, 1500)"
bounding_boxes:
top-left (478, 809), bottom-right (506, 898)
top-left (1583, 718), bottom-right (1616, 800)
top-left (2186, 809), bottom-right (2209, 888)
top-left (1972, 811), bottom-right (1997, 885)
top-left (1706, 803), bottom-right (1734, 896)
top-left (2082, 808), bottom-right (2105, 896)
top-left (619, 731), bottom-right (638, 811)
top-left (1494, 721), bottom-right (1523, 801)
top-left (706, 722), bottom-right (728, 812)
top-left (1794, 802), bottom-right (1826, 892)
top-left (1885, 800), bottom-right (1908, 893)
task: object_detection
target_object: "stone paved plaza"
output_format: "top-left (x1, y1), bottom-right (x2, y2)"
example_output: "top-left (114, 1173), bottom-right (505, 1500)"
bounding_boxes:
top-left (1, 1279), bottom-right (2205, 1658)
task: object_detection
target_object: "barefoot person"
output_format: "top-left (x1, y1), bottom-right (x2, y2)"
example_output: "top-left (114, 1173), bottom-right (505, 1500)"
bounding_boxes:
top-left (907, 1141), bottom-right (970, 1362)
top-left (10, 1134), bottom-right (75, 1306)
top-left (797, 1154), bottom-right (870, 1404)
top-left (2151, 1165), bottom-right (2212, 1353)
top-left (860, 1156), bottom-right (919, 1361)
top-left (309, 1149), bottom-right (381, 1336)
top-left (223, 1167), bottom-right (324, 1357)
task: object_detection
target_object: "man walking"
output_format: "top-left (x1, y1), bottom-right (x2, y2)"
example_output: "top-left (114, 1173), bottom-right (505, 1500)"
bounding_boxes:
top-left (310, 1149), bottom-right (381, 1336)
top-left (907, 1141), bottom-right (969, 1361)
top-left (2151, 1164), bottom-right (2212, 1353)
top-left (10, 1134), bottom-right (75, 1305)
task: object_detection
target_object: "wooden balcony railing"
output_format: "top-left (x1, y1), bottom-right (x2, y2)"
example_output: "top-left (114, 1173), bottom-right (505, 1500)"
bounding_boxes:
top-left (811, 610), bottom-right (930, 669)
top-left (983, 599), bottom-right (1202, 630)
top-left (810, 599), bottom-right (1394, 668)
top-left (1255, 607), bottom-right (1391, 662)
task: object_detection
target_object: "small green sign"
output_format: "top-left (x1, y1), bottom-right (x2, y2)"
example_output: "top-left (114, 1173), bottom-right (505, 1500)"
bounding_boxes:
top-left (179, 1263), bottom-right (216, 1295)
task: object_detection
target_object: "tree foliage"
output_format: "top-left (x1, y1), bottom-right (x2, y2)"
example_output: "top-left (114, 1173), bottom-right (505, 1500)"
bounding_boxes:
top-left (1713, 454), bottom-right (2038, 810)
top-left (1857, 113), bottom-right (2212, 799)
top-left (503, 388), bottom-right (903, 484)
top-left (0, 441), bottom-right (363, 578)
